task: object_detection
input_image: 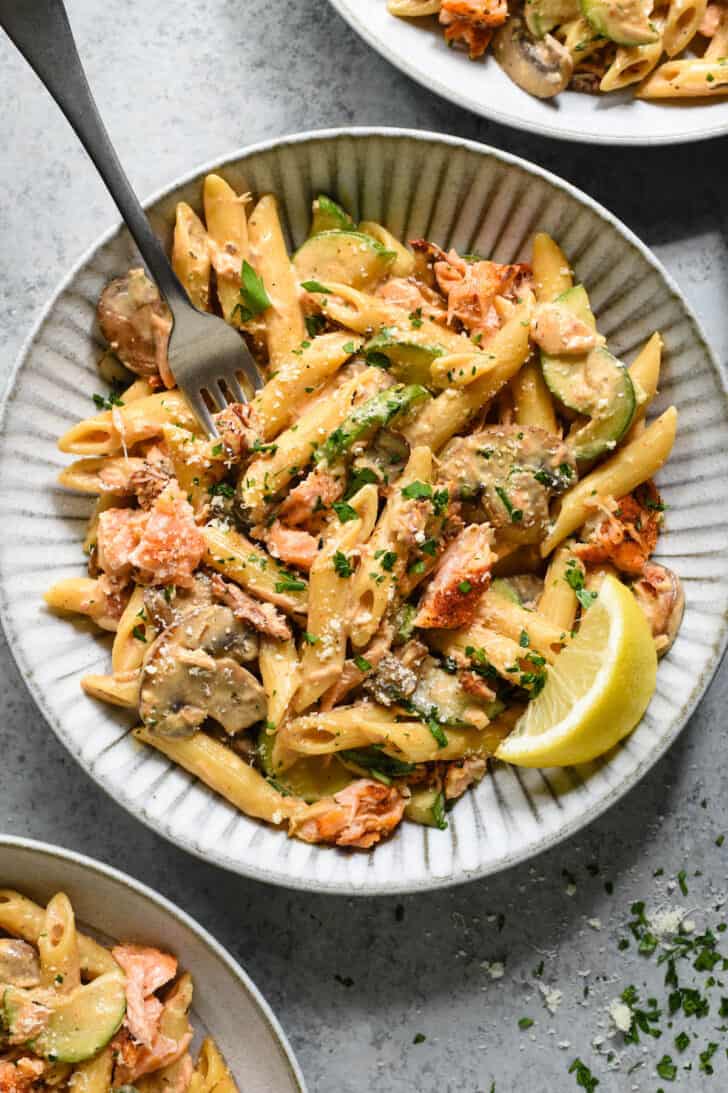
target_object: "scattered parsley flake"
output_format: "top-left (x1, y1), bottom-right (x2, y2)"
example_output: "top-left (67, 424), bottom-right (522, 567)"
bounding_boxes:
top-left (332, 500), bottom-right (358, 523)
top-left (354, 655), bottom-right (372, 672)
top-left (301, 279), bottom-right (332, 294)
top-left (333, 550), bottom-right (353, 578)
top-left (401, 480), bottom-right (433, 500)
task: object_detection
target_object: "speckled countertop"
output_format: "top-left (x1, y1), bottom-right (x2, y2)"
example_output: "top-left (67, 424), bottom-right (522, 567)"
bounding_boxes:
top-left (1, 2), bottom-right (727, 1091)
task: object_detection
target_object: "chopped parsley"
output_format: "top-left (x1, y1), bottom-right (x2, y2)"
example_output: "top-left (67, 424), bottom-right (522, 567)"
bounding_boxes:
top-left (401, 480), bottom-right (433, 500)
top-left (353, 655), bottom-right (372, 672)
top-left (131, 625), bottom-right (146, 642)
top-left (409, 308), bottom-right (424, 328)
top-left (301, 280), bottom-right (332, 294)
top-left (333, 550), bottom-right (353, 578)
top-left (275, 575), bottom-right (306, 593)
top-left (235, 261), bottom-right (272, 322)
top-left (674, 1031), bottom-right (690, 1052)
top-left (305, 314), bottom-right (326, 338)
top-left (565, 559), bottom-right (598, 611)
top-left (92, 390), bottom-right (124, 411)
top-left (381, 551), bottom-right (398, 572)
top-left (432, 488), bottom-right (449, 516)
top-left (302, 631), bottom-right (319, 645)
top-left (252, 438), bottom-right (278, 455)
top-left (495, 485), bottom-right (523, 524)
top-left (568, 1058), bottom-right (599, 1091)
top-left (677, 869), bottom-right (688, 896)
top-left (344, 466), bottom-right (379, 499)
top-left (458, 580), bottom-right (472, 594)
top-left (432, 791), bottom-right (447, 831)
top-left (413, 1033), bottom-right (426, 1045)
top-left (519, 630), bottom-right (530, 648)
top-left (656, 1055), bottom-right (677, 1081)
top-left (518, 1017), bottom-right (534, 1030)
top-left (332, 500), bottom-right (358, 523)
top-left (426, 715), bottom-right (448, 749)
top-left (208, 482), bottom-right (235, 498)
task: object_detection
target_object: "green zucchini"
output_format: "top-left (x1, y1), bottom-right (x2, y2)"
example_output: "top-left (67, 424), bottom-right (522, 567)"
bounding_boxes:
top-left (294, 230), bottom-right (396, 290)
top-left (316, 384), bottom-right (430, 464)
top-left (258, 728), bottom-right (352, 802)
top-left (525, 0), bottom-right (580, 37)
top-left (540, 286), bottom-right (636, 462)
top-left (4, 974), bottom-right (126, 1064)
top-left (580, 0), bottom-right (659, 45)
top-left (310, 195), bottom-right (355, 235)
top-left (405, 786), bottom-right (448, 829)
top-left (364, 335), bottom-right (444, 387)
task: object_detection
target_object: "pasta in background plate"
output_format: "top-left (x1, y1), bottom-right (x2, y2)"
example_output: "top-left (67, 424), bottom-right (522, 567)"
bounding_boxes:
top-left (46, 177), bottom-right (682, 850)
top-left (0, 889), bottom-right (237, 1092)
top-left (387, 0), bottom-right (728, 100)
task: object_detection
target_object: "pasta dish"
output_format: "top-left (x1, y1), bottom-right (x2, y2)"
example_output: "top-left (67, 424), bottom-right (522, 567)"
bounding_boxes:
top-left (46, 177), bottom-right (683, 850)
top-left (386, 0), bottom-right (728, 99)
top-left (0, 888), bottom-right (237, 1091)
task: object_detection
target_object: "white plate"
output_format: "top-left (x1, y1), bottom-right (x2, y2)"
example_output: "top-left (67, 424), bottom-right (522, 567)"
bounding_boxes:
top-left (1, 129), bottom-right (726, 894)
top-left (329, 0), bottom-right (728, 145)
top-left (0, 836), bottom-right (306, 1092)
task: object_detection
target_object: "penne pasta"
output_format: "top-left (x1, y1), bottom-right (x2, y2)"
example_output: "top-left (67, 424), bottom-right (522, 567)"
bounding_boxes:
top-left (38, 892), bottom-right (81, 992)
top-left (58, 391), bottom-right (198, 456)
top-left (537, 545), bottom-right (581, 633)
top-left (172, 202), bottom-right (211, 312)
top-left (0, 890), bottom-right (118, 978)
top-left (203, 173), bottom-right (250, 324)
top-left (247, 194), bottom-right (306, 365)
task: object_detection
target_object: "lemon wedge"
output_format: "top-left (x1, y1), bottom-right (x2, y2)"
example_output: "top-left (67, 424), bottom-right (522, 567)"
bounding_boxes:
top-left (495, 574), bottom-right (657, 768)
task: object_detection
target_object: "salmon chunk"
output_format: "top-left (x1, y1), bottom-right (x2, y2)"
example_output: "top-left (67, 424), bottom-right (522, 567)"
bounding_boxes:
top-left (415, 524), bottom-right (493, 629)
top-left (291, 779), bottom-right (407, 849)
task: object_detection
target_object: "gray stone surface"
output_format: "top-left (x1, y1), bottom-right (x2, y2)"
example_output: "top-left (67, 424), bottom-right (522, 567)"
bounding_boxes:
top-left (0, 2), bottom-right (727, 1090)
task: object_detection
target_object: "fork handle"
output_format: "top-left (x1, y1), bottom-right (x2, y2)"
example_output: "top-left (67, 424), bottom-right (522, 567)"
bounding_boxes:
top-left (0, 0), bottom-right (189, 317)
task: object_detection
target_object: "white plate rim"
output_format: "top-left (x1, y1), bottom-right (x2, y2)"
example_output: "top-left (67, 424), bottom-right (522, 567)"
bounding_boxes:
top-left (327, 0), bottom-right (728, 146)
top-left (1, 125), bottom-right (726, 895)
top-left (0, 834), bottom-right (307, 1090)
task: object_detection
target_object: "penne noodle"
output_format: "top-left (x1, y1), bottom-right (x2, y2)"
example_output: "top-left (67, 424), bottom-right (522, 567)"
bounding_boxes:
top-left (259, 636), bottom-right (300, 728)
top-left (81, 669), bottom-right (142, 709)
top-left (112, 584), bottom-right (156, 673)
top-left (69, 1048), bottom-right (113, 1093)
top-left (58, 391), bottom-right (198, 456)
top-left (474, 587), bottom-right (565, 661)
top-left (38, 892), bottom-right (81, 992)
top-left (512, 361), bottom-right (559, 433)
top-left (542, 406), bottom-right (678, 554)
top-left (252, 331), bottom-right (363, 439)
top-left (601, 34), bottom-right (665, 91)
top-left (638, 57), bottom-right (728, 96)
top-left (134, 726), bottom-right (302, 823)
top-left (403, 305), bottom-right (532, 450)
top-left (44, 576), bottom-right (120, 632)
top-left (662, 0), bottom-right (706, 57)
top-left (203, 524), bottom-right (308, 615)
top-left (537, 545), bottom-right (582, 633)
top-left (247, 194), bottom-right (306, 366)
top-left (531, 233), bottom-right (573, 302)
top-left (359, 220), bottom-right (416, 276)
top-left (203, 173), bottom-right (250, 324)
top-left (190, 1038), bottom-right (234, 1093)
top-left (172, 202), bottom-right (211, 312)
top-left (0, 890), bottom-right (118, 978)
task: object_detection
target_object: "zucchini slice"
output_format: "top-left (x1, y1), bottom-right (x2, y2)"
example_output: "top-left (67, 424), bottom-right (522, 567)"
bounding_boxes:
top-left (4, 973), bottom-right (126, 1064)
top-left (294, 230), bottom-right (396, 290)
top-left (310, 195), bottom-right (355, 236)
top-left (580, 0), bottom-right (658, 45)
top-left (540, 286), bottom-right (636, 462)
top-left (258, 729), bottom-right (352, 802)
top-left (525, 0), bottom-right (580, 37)
top-left (405, 786), bottom-right (447, 828)
top-left (364, 334), bottom-right (444, 387)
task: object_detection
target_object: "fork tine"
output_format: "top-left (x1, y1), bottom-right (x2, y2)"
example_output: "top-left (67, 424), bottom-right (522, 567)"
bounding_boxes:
top-left (223, 373), bottom-right (246, 403)
top-left (185, 388), bottom-right (219, 437)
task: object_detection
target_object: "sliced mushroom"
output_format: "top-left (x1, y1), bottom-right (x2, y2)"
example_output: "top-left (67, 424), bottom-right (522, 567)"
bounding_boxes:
top-left (0, 938), bottom-right (41, 988)
top-left (632, 563), bottom-right (685, 658)
top-left (140, 604), bottom-right (265, 737)
top-left (143, 573), bottom-right (214, 632)
top-left (97, 268), bottom-right (172, 382)
top-left (438, 425), bottom-right (576, 546)
top-left (493, 16), bottom-right (574, 99)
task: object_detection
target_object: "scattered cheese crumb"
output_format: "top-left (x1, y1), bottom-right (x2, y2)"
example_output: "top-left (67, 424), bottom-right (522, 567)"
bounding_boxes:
top-left (608, 998), bottom-right (633, 1035)
top-left (538, 983), bottom-right (563, 1015)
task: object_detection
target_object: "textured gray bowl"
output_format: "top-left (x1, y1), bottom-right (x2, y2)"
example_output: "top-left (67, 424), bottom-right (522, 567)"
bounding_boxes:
top-left (0, 129), bottom-right (726, 895)
top-left (0, 836), bottom-right (306, 1091)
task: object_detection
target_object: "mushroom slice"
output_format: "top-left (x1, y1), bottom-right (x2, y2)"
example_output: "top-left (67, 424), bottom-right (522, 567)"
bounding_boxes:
top-left (97, 268), bottom-right (172, 382)
top-left (438, 425), bottom-right (576, 545)
top-left (493, 16), bottom-right (574, 99)
top-left (631, 563), bottom-right (684, 658)
top-left (0, 938), bottom-right (41, 988)
top-left (140, 605), bottom-right (265, 737)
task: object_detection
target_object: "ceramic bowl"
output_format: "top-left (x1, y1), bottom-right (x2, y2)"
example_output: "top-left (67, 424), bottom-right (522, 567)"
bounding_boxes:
top-left (0, 836), bottom-right (306, 1091)
top-left (1, 129), bottom-right (726, 894)
top-left (328, 0), bottom-right (728, 145)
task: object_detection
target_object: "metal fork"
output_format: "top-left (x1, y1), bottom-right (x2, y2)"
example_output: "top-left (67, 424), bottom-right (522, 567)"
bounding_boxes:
top-left (0, 0), bottom-right (264, 437)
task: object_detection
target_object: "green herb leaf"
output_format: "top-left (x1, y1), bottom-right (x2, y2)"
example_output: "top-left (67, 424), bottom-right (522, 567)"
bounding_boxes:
top-left (401, 480), bottom-right (433, 500)
top-left (568, 1058), bottom-right (599, 1092)
top-left (333, 550), bottom-right (353, 578)
top-left (518, 1017), bottom-right (534, 1030)
top-left (354, 655), bottom-right (372, 672)
top-left (275, 575), bottom-right (306, 593)
top-left (236, 260), bottom-right (272, 322)
top-left (656, 1055), bottom-right (677, 1081)
top-left (132, 625), bottom-right (146, 642)
top-left (332, 501), bottom-right (358, 523)
top-left (432, 791), bottom-right (447, 830)
top-left (301, 280), bottom-right (332, 294)
top-left (426, 716), bottom-right (448, 749)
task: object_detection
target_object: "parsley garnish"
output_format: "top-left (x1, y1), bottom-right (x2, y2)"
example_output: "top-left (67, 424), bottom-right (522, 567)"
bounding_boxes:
top-left (519, 630), bottom-right (530, 648)
top-left (413, 1033), bottom-right (426, 1045)
top-left (409, 308), bottom-right (423, 328)
top-left (301, 280), bottom-right (332, 294)
top-left (432, 791), bottom-right (447, 830)
top-left (132, 625), bottom-right (146, 642)
top-left (353, 655), bottom-right (372, 672)
top-left (458, 580), bottom-right (472, 594)
top-left (677, 869), bottom-right (688, 897)
top-left (333, 501), bottom-right (358, 523)
top-left (381, 551), bottom-right (398, 571)
top-left (495, 485), bottom-right (523, 523)
top-left (518, 1017), bottom-right (534, 1030)
top-left (656, 1055), bottom-right (677, 1081)
top-left (568, 1058), bottom-right (599, 1091)
top-left (275, 575), bottom-right (306, 593)
top-left (401, 480), bottom-right (433, 500)
top-left (565, 559), bottom-right (597, 611)
top-left (426, 716), bottom-right (448, 749)
top-left (344, 466), bottom-right (380, 499)
top-left (305, 314), bottom-right (326, 338)
top-left (92, 391), bottom-right (124, 411)
top-left (302, 631), bottom-right (319, 645)
top-left (252, 438), bottom-right (278, 455)
top-left (235, 260), bottom-right (271, 321)
top-left (432, 488), bottom-right (449, 516)
top-left (208, 482), bottom-right (235, 498)
top-left (333, 550), bottom-right (353, 578)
